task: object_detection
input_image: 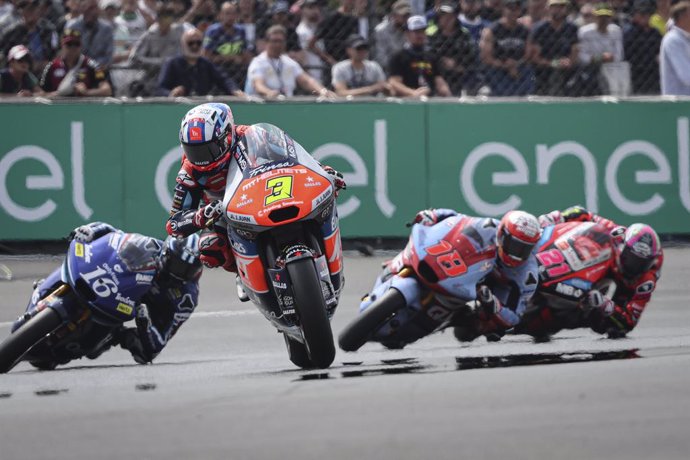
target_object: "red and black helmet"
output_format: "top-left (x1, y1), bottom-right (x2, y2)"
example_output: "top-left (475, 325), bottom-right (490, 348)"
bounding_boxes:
top-left (497, 210), bottom-right (541, 267)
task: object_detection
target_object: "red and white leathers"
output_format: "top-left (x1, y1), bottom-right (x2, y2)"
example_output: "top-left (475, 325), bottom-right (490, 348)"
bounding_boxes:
top-left (536, 206), bottom-right (664, 337)
top-left (166, 125), bottom-right (251, 272)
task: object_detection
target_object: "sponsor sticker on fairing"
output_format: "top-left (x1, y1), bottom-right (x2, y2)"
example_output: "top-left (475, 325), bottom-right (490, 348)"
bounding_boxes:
top-left (311, 187), bottom-right (333, 209)
top-left (135, 273), bottom-right (154, 284)
top-left (116, 303), bottom-right (133, 315)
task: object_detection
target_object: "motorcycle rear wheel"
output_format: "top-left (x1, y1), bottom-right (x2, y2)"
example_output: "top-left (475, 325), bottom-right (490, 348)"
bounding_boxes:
top-left (287, 258), bottom-right (335, 369)
top-left (338, 288), bottom-right (406, 352)
top-left (0, 308), bottom-right (62, 373)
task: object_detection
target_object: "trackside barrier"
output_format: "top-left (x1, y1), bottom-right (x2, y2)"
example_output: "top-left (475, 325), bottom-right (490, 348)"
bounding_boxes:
top-left (1, 100), bottom-right (689, 240)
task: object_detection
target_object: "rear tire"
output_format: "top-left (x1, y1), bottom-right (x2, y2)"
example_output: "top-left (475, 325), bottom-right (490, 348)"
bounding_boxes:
top-left (338, 289), bottom-right (406, 352)
top-left (0, 308), bottom-right (62, 373)
top-left (287, 258), bottom-right (335, 369)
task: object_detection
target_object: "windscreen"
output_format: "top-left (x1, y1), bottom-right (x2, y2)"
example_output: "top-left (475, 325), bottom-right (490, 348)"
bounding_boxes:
top-left (241, 123), bottom-right (293, 168)
top-left (118, 233), bottom-right (160, 272)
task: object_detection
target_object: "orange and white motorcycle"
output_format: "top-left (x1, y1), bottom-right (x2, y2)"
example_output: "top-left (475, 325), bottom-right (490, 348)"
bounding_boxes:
top-left (222, 123), bottom-right (343, 369)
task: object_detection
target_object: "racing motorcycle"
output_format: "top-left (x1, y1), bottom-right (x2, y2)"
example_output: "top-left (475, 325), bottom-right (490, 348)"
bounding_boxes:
top-left (0, 233), bottom-right (159, 373)
top-left (517, 221), bottom-right (618, 336)
top-left (222, 123), bottom-right (343, 369)
top-left (338, 216), bottom-right (490, 352)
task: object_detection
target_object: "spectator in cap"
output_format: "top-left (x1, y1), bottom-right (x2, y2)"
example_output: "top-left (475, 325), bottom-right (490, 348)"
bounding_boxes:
top-left (128, 2), bottom-right (185, 96)
top-left (459, 0), bottom-right (492, 44)
top-left (296, 0), bottom-right (326, 83)
top-left (479, 0), bottom-right (534, 96)
top-left (428, 2), bottom-right (478, 95)
top-left (388, 15), bottom-right (452, 98)
top-left (65, 0), bottom-right (114, 67)
top-left (256, 0), bottom-right (302, 62)
top-left (578, 3), bottom-right (623, 66)
top-left (308, 0), bottom-right (358, 66)
top-left (331, 33), bottom-right (388, 97)
top-left (527, 0), bottom-right (580, 95)
top-left (0, 0), bottom-right (59, 75)
top-left (40, 28), bottom-right (113, 96)
top-left (577, 3), bottom-right (625, 95)
top-left (660, 1), bottom-right (690, 95)
top-left (246, 24), bottom-right (335, 98)
top-left (0, 44), bottom-right (42, 96)
top-left (374, 0), bottom-right (412, 72)
top-left (156, 27), bottom-right (243, 97)
top-left (203, 1), bottom-right (252, 88)
top-left (624, 0), bottom-right (662, 94)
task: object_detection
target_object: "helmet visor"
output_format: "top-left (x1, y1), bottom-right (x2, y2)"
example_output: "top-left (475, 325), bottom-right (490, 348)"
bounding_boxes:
top-left (501, 233), bottom-right (536, 263)
top-left (620, 248), bottom-right (654, 278)
top-left (163, 250), bottom-right (201, 282)
top-left (182, 140), bottom-right (224, 166)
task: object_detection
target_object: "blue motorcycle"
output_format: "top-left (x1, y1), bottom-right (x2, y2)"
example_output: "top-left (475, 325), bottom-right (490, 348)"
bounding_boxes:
top-left (0, 233), bottom-right (158, 373)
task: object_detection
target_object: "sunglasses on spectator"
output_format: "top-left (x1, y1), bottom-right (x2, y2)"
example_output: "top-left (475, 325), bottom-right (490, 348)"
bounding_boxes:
top-left (65, 42), bottom-right (82, 48)
top-left (186, 40), bottom-right (203, 47)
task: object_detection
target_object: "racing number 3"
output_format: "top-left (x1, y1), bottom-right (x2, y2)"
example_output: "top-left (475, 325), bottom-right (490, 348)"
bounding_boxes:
top-left (426, 240), bottom-right (467, 277)
top-left (265, 175), bottom-right (293, 206)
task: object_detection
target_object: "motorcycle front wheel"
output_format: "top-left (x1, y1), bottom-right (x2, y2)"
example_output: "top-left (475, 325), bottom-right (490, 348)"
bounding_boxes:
top-left (338, 288), bottom-right (406, 352)
top-left (0, 308), bottom-right (62, 373)
top-left (287, 258), bottom-right (335, 369)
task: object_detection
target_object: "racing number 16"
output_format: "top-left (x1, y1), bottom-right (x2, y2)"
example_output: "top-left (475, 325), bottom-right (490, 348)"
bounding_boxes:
top-left (426, 240), bottom-right (467, 277)
top-left (265, 175), bottom-right (293, 206)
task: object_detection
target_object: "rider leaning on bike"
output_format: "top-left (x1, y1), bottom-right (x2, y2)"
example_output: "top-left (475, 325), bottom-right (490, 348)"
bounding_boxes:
top-left (166, 102), bottom-right (346, 272)
top-left (411, 208), bottom-right (542, 342)
top-left (16, 222), bottom-right (203, 366)
top-left (522, 205), bottom-right (664, 338)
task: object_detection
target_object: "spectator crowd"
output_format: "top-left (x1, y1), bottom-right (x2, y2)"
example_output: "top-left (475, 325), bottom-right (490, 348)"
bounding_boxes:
top-left (1, 0), bottom-right (689, 98)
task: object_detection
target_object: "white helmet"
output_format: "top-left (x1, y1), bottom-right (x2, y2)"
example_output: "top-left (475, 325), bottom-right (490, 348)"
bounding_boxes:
top-left (179, 103), bottom-right (235, 168)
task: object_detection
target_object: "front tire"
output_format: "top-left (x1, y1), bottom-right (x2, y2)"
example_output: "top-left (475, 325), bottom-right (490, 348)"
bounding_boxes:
top-left (287, 258), bottom-right (335, 369)
top-left (338, 289), bottom-right (406, 352)
top-left (283, 333), bottom-right (313, 369)
top-left (0, 308), bottom-right (62, 373)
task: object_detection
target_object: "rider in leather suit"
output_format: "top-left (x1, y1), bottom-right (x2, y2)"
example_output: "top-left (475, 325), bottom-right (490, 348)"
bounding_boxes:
top-left (520, 205), bottom-right (664, 338)
top-left (15, 222), bottom-right (202, 367)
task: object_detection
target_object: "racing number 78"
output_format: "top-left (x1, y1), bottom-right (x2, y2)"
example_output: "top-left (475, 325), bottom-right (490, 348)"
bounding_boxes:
top-left (426, 240), bottom-right (467, 277)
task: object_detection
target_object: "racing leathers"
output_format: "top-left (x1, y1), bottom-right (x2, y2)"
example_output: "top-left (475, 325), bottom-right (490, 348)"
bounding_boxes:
top-left (401, 208), bottom-right (539, 341)
top-left (166, 124), bottom-right (347, 271)
top-left (166, 125), bottom-right (251, 271)
top-left (524, 206), bottom-right (664, 337)
top-left (14, 222), bottom-right (200, 365)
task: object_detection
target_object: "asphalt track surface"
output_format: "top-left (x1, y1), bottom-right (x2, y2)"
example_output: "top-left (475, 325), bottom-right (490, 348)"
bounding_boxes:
top-left (0, 248), bottom-right (689, 460)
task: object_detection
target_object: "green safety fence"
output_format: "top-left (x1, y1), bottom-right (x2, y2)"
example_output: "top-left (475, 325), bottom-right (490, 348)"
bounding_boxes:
top-left (1, 101), bottom-right (689, 240)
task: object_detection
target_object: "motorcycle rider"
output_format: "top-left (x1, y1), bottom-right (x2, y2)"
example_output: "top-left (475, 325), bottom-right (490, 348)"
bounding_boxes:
top-left (521, 205), bottom-right (664, 338)
top-left (14, 222), bottom-right (202, 368)
top-left (401, 208), bottom-right (542, 342)
top-left (166, 102), bottom-right (346, 278)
